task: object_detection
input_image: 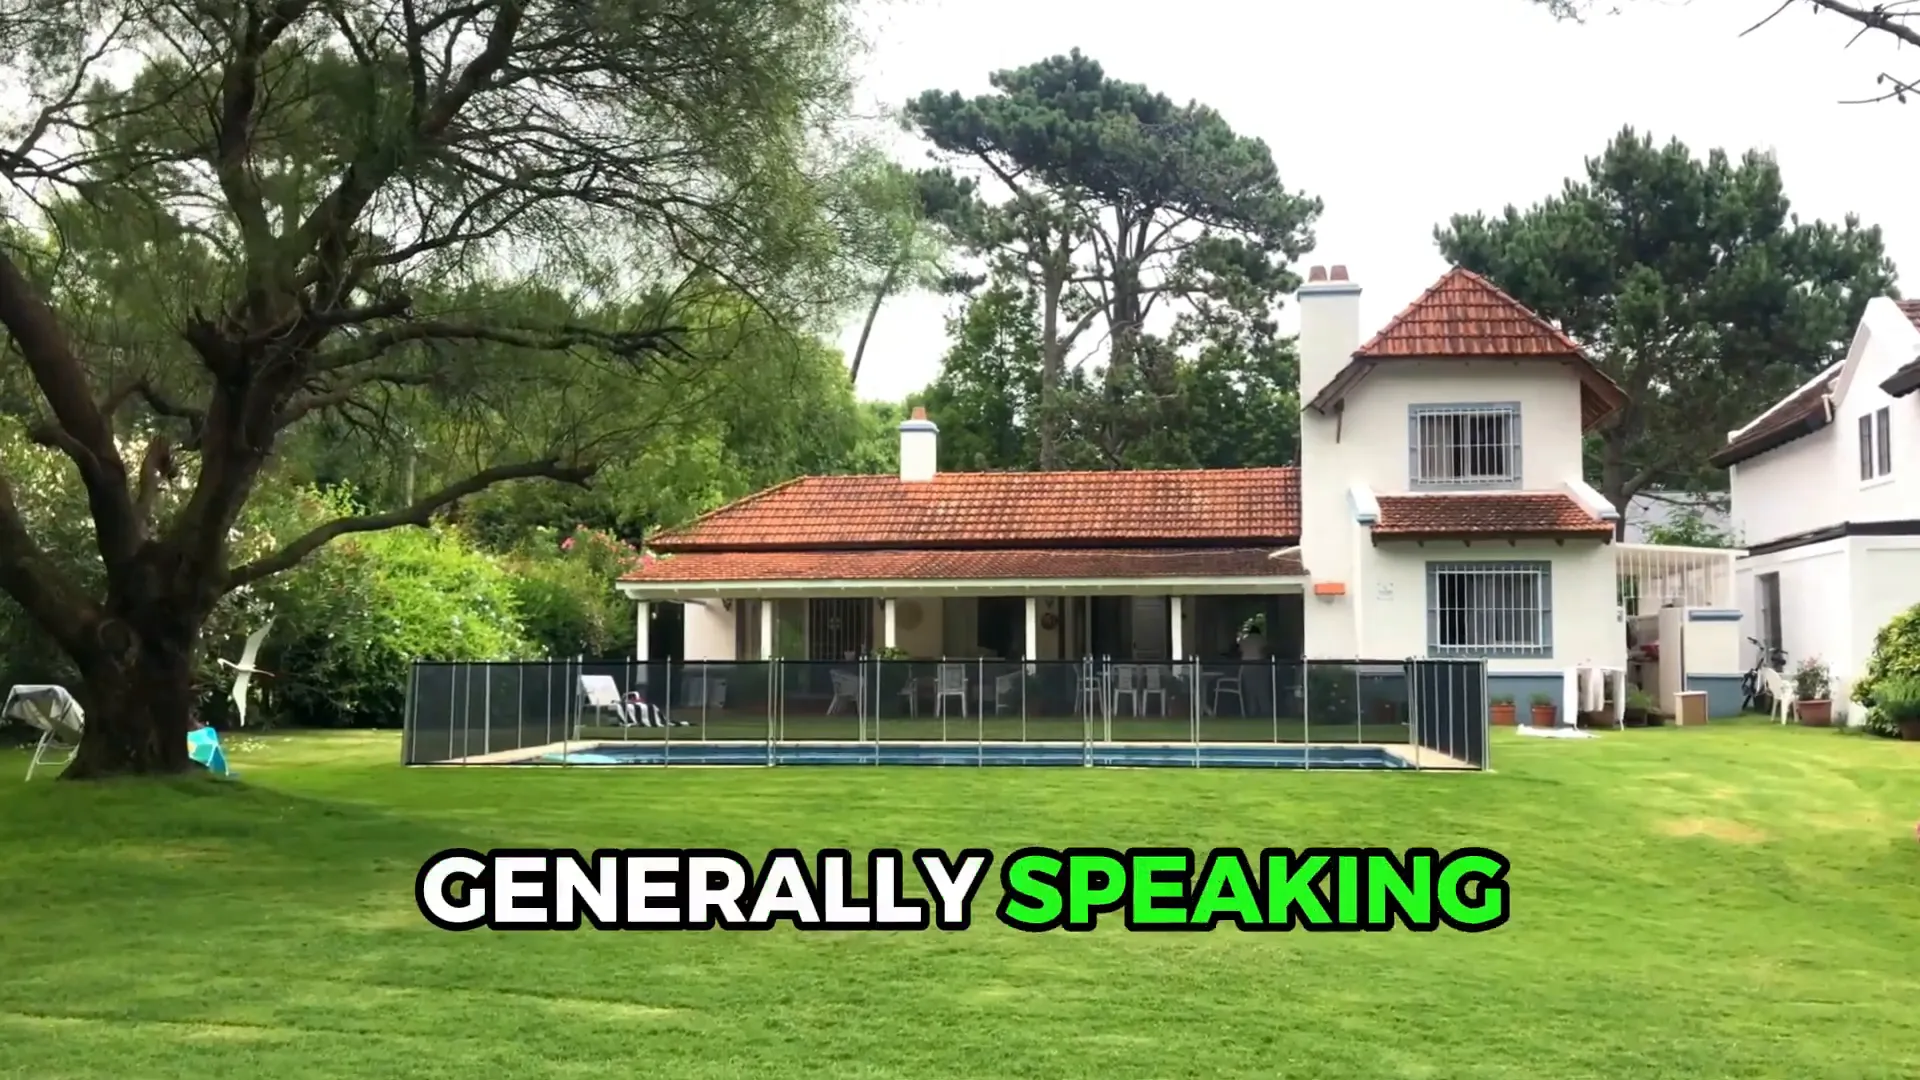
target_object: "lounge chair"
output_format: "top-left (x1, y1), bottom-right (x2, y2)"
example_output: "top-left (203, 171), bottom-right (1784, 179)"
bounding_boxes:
top-left (4, 685), bottom-right (85, 780)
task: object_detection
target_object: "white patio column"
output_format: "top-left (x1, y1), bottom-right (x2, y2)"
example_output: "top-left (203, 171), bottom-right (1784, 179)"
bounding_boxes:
top-left (883, 598), bottom-right (898, 650)
top-left (1024, 597), bottom-right (1039, 661)
top-left (760, 599), bottom-right (775, 660)
top-left (1169, 596), bottom-right (1184, 661)
top-left (634, 601), bottom-right (650, 661)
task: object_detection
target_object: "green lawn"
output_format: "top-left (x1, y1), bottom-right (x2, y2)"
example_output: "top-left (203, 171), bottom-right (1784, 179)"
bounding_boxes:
top-left (2, 722), bottom-right (1919, 1079)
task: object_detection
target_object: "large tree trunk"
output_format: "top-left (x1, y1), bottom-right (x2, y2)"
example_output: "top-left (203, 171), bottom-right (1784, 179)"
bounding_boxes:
top-left (65, 614), bottom-right (204, 778)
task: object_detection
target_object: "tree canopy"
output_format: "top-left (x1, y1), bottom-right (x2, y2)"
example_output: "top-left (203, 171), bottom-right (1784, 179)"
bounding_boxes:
top-left (0, 0), bottom-right (890, 776)
top-left (1434, 126), bottom-right (1896, 520)
top-left (901, 49), bottom-right (1320, 467)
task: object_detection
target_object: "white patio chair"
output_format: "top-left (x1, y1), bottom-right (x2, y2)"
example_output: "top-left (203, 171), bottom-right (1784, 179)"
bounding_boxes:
top-left (1211, 674), bottom-right (1244, 717)
top-left (993, 671), bottom-right (1023, 715)
top-left (933, 663), bottom-right (969, 718)
top-left (1139, 665), bottom-right (1169, 717)
top-left (826, 669), bottom-right (862, 715)
top-left (5, 685), bottom-right (85, 781)
top-left (1761, 668), bottom-right (1797, 724)
top-left (577, 674), bottom-right (625, 732)
top-left (1110, 664), bottom-right (1141, 717)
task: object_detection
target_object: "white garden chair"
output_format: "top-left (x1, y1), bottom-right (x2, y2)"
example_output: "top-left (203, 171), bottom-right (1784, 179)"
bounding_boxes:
top-left (5, 685), bottom-right (85, 780)
top-left (1761, 668), bottom-right (1797, 724)
top-left (933, 663), bottom-right (969, 718)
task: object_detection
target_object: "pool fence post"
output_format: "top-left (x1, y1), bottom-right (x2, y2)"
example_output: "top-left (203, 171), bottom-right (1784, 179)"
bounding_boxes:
top-left (1082, 657), bottom-right (1093, 769)
top-left (976, 657), bottom-right (985, 768)
top-left (1193, 659), bottom-right (1202, 769)
top-left (401, 661), bottom-right (416, 765)
top-left (1481, 660), bottom-right (1492, 772)
top-left (1270, 660), bottom-right (1279, 746)
top-left (1412, 659), bottom-right (1425, 771)
top-left (1351, 663), bottom-right (1362, 746)
top-left (482, 662), bottom-right (492, 757)
top-left (514, 662), bottom-right (524, 756)
top-left (1302, 660), bottom-right (1311, 772)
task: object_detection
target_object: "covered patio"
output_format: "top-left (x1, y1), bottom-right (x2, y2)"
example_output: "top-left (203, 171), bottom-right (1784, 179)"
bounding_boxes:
top-left (615, 549), bottom-right (1312, 724)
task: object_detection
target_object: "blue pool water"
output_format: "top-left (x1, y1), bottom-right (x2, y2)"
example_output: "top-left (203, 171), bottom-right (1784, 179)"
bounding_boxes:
top-left (536, 742), bottom-right (1414, 769)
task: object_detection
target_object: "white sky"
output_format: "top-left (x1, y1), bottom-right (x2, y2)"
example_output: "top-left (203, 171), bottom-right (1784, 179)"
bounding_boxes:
top-left (835, 0), bottom-right (1920, 404)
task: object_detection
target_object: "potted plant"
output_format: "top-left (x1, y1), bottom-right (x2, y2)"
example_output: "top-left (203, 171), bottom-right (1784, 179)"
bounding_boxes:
top-left (1871, 678), bottom-right (1920, 741)
top-left (1529, 692), bottom-right (1557, 728)
top-left (1489, 694), bottom-right (1517, 726)
top-left (1792, 656), bottom-right (1833, 726)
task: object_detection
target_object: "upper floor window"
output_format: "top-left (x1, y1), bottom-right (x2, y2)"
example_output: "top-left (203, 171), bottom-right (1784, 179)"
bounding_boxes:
top-left (1859, 406), bottom-right (1892, 482)
top-left (1409, 403), bottom-right (1521, 489)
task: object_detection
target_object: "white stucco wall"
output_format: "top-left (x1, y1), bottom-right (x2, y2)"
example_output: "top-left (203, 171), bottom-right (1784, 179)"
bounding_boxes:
top-left (1847, 537), bottom-right (1920, 685)
top-left (1735, 538), bottom-right (1849, 676)
top-left (1320, 537), bottom-right (1620, 670)
top-left (1726, 432), bottom-right (1840, 548)
top-left (683, 600), bottom-right (735, 660)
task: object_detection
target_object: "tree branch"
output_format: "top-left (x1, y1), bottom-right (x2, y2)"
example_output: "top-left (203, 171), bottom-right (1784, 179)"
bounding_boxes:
top-left (224, 457), bottom-right (594, 589)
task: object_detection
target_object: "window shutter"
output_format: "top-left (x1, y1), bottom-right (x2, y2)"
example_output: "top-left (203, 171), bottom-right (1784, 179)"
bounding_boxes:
top-left (1877, 407), bottom-right (1892, 476)
top-left (1861, 414), bottom-right (1874, 480)
top-left (1509, 404), bottom-right (1523, 485)
top-left (1539, 563), bottom-right (1554, 653)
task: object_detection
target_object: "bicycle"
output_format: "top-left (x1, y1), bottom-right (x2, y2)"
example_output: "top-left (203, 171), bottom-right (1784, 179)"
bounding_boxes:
top-left (1740, 636), bottom-right (1786, 715)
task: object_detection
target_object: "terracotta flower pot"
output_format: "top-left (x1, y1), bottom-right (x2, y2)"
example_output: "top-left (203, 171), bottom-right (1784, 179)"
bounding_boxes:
top-left (1797, 700), bottom-right (1832, 727)
top-left (1490, 703), bottom-right (1517, 726)
top-left (1529, 704), bottom-right (1557, 729)
top-left (1899, 719), bottom-right (1920, 742)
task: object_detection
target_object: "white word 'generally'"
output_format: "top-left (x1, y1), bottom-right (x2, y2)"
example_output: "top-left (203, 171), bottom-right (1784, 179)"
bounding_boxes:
top-left (414, 847), bottom-right (993, 931)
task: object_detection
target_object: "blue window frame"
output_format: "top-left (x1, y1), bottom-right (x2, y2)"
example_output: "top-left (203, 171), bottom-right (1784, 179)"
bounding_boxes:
top-left (1426, 560), bottom-right (1553, 658)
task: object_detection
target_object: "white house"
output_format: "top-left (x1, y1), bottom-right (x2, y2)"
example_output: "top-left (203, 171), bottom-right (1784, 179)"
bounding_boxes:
top-left (617, 264), bottom-right (1735, 719)
top-left (1716, 296), bottom-right (1920, 719)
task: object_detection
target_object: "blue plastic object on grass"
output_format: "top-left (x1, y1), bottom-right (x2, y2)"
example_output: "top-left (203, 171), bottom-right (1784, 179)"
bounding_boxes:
top-left (187, 726), bottom-right (232, 777)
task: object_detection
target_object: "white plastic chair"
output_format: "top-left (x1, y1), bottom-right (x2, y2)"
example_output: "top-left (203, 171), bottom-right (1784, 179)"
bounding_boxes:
top-left (1139, 666), bottom-right (1169, 717)
top-left (1762, 668), bottom-right (1796, 724)
top-left (826, 670), bottom-right (862, 715)
top-left (1110, 664), bottom-right (1141, 716)
top-left (993, 671), bottom-right (1023, 715)
top-left (1211, 674), bottom-right (1244, 717)
top-left (933, 663), bottom-right (969, 718)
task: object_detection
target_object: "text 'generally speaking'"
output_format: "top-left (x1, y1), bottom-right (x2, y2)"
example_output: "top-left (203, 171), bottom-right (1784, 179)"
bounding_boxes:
top-left (415, 846), bottom-right (1510, 933)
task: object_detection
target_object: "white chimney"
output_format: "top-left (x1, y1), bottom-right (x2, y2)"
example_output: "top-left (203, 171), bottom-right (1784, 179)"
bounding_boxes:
top-left (1297, 264), bottom-right (1362, 404)
top-left (899, 406), bottom-right (937, 482)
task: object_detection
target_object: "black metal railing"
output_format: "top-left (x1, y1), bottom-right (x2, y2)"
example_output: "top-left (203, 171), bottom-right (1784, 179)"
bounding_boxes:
top-left (401, 656), bottom-right (1491, 770)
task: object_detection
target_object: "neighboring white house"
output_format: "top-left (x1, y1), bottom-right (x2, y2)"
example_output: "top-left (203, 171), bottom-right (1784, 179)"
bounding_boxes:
top-left (1715, 296), bottom-right (1920, 720)
top-left (617, 263), bottom-right (1736, 718)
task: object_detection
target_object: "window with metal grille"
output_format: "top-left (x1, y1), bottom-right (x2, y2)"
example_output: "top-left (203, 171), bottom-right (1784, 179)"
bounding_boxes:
top-left (1409, 403), bottom-right (1521, 488)
top-left (1426, 561), bottom-right (1553, 657)
top-left (1860, 406), bottom-right (1893, 481)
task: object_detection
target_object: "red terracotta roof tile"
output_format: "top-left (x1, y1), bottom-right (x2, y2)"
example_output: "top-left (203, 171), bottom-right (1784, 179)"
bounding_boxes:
top-left (1306, 267), bottom-right (1627, 432)
top-left (647, 468), bottom-right (1300, 552)
top-left (1709, 366), bottom-right (1840, 467)
top-left (1370, 494), bottom-right (1613, 541)
top-left (1899, 299), bottom-right (1920, 332)
top-left (1355, 267), bottom-right (1584, 359)
top-left (621, 547), bottom-right (1307, 584)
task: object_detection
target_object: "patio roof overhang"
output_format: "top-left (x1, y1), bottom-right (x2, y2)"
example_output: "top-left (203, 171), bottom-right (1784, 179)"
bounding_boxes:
top-left (616, 545), bottom-right (1311, 600)
top-left (616, 575), bottom-right (1312, 601)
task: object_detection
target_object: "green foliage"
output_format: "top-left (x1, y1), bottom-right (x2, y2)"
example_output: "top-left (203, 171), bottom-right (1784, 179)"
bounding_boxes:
top-left (263, 521), bottom-right (529, 730)
top-left (1530, 693), bottom-right (1555, 708)
top-left (1640, 505), bottom-right (1738, 548)
top-left (1435, 127), bottom-right (1897, 509)
top-left (1855, 606), bottom-right (1920, 732)
top-left (1867, 679), bottom-right (1920, 724)
top-left (504, 527), bottom-right (639, 660)
top-left (919, 283), bottom-right (1302, 471)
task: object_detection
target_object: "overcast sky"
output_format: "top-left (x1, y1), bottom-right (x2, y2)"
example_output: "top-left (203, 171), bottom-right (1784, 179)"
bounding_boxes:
top-left (835, 0), bottom-right (1920, 404)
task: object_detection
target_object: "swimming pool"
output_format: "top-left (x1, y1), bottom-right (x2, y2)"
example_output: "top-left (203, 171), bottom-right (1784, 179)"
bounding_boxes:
top-left (534, 741), bottom-right (1416, 769)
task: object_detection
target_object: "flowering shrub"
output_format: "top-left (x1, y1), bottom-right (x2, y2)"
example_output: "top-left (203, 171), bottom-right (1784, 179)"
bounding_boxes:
top-left (505, 525), bottom-right (641, 658)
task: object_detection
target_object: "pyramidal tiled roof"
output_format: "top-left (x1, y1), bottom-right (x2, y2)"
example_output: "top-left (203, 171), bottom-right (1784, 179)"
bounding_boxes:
top-left (1354, 267), bottom-right (1583, 359)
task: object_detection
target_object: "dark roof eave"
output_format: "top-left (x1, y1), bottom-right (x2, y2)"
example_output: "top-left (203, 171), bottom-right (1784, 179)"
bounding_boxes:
top-left (1707, 412), bottom-right (1830, 469)
top-left (1880, 361), bottom-right (1920, 399)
